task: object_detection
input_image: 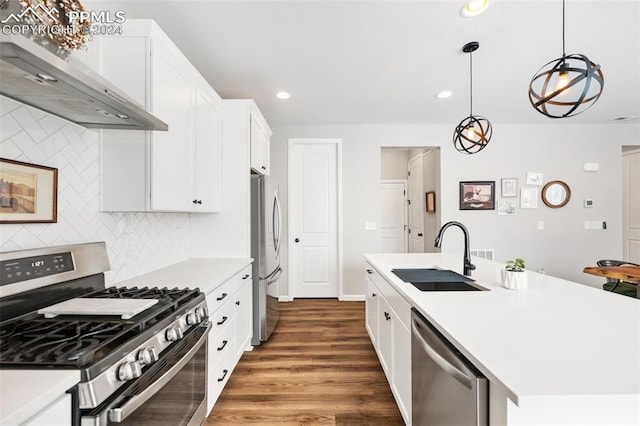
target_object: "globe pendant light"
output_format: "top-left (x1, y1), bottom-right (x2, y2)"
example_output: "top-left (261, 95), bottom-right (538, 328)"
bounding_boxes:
top-left (453, 41), bottom-right (492, 155)
top-left (528, 0), bottom-right (604, 118)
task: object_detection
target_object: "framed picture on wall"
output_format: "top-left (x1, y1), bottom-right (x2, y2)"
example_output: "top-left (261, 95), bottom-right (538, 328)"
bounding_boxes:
top-left (497, 199), bottom-right (517, 216)
top-left (520, 187), bottom-right (539, 209)
top-left (0, 158), bottom-right (58, 223)
top-left (501, 178), bottom-right (518, 197)
top-left (526, 172), bottom-right (544, 186)
top-left (459, 181), bottom-right (495, 210)
top-left (426, 191), bottom-right (436, 213)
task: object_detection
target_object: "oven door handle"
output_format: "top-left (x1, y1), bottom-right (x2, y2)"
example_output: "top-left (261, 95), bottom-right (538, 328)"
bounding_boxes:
top-left (108, 322), bottom-right (211, 423)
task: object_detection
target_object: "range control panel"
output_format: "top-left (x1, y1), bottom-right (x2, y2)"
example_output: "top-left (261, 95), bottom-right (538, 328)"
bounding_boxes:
top-left (0, 252), bottom-right (74, 286)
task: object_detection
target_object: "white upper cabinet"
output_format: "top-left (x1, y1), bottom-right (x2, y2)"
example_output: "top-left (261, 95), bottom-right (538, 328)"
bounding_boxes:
top-left (83, 20), bottom-right (222, 213)
top-left (250, 110), bottom-right (272, 175)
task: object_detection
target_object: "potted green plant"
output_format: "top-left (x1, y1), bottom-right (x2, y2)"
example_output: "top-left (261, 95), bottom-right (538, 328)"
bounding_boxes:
top-left (502, 258), bottom-right (527, 290)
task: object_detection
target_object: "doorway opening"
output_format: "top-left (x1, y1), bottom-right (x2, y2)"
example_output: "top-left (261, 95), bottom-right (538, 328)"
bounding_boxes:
top-left (380, 147), bottom-right (440, 253)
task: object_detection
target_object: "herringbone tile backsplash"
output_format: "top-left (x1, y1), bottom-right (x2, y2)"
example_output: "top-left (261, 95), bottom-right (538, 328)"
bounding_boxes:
top-left (0, 96), bottom-right (190, 284)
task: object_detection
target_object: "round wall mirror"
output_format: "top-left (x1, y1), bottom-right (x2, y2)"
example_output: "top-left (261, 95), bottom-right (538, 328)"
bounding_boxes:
top-left (542, 180), bottom-right (571, 208)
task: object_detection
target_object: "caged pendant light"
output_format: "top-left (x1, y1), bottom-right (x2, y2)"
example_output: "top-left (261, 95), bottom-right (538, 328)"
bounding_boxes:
top-left (528, 0), bottom-right (604, 118)
top-left (453, 41), bottom-right (492, 155)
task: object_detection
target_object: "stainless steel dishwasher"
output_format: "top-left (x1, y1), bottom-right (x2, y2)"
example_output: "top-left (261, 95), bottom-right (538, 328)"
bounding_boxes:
top-left (411, 308), bottom-right (488, 425)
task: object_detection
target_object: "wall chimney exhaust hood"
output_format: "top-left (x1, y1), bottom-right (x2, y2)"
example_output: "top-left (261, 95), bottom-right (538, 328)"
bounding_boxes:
top-left (0, 34), bottom-right (168, 131)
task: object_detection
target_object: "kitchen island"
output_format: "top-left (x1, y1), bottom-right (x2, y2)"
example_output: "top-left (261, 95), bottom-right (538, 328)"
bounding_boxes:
top-left (365, 253), bottom-right (640, 425)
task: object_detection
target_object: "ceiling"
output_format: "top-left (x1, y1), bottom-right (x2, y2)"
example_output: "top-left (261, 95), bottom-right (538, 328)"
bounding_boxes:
top-left (84, 0), bottom-right (640, 128)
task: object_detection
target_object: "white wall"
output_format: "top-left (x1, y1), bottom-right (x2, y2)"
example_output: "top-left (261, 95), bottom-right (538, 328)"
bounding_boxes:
top-left (270, 122), bottom-right (640, 298)
top-left (0, 96), bottom-right (190, 284)
top-left (381, 149), bottom-right (409, 180)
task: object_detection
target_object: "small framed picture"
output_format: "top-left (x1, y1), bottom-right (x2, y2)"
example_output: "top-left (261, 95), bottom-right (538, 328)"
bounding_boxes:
top-left (501, 178), bottom-right (517, 198)
top-left (526, 172), bottom-right (544, 186)
top-left (520, 187), bottom-right (539, 209)
top-left (425, 191), bottom-right (436, 213)
top-left (459, 181), bottom-right (495, 210)
top-left (0, 158), bottom-right (58, 223)
top-left (497, 199), bottom-right (517, 216)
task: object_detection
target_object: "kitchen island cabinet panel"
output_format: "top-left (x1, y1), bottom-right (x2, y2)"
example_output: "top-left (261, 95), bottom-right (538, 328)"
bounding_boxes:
top-left (364, 253), bottom-right (640, 426)
top-left (22, 394), bottom-right (71, 426)
top-left (364, 263), bottom-right (412, 424)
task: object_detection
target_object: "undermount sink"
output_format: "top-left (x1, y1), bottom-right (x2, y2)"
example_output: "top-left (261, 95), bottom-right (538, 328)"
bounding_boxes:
top-left (391, 268), bottom-right (489, 292)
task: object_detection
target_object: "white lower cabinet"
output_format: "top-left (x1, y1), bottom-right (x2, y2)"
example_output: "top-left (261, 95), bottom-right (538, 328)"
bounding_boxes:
top-left (205, 265), bottom-right (253, 414)
top-left (234, 266), bottom-right (253, 361)
top-left (365, 264), bottom-right (411, 425)
top-left (23, 394), bottom-right (71, 426)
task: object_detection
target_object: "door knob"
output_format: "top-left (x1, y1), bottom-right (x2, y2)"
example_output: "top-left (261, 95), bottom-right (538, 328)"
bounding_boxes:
top-left (295, 238), bottom-right (300, 243)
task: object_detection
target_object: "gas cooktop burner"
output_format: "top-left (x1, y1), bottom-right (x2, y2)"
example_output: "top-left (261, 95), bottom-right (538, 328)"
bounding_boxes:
top-left (0, 286), bottom-right (203, 371)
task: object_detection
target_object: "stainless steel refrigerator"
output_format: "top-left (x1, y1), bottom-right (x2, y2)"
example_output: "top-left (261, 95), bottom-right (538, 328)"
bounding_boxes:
top-left (251, 174), bottom-right (282, 345)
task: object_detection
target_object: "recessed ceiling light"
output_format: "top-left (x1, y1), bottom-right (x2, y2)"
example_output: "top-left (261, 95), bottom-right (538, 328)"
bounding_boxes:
top-left (276, 91), bottom-right (290, 100)
top-left (460, 0), bottom-right (490, 17)
top-left (436, 90), bottom-right (453, 99)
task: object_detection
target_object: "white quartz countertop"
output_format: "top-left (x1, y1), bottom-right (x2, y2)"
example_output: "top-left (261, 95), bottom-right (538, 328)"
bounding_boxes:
top-left (364, 253), bottom-right (640, 408)
top-left (115, 258), bottom-right (253, 293)
top-left (0, 370), bottom-right (79, 425)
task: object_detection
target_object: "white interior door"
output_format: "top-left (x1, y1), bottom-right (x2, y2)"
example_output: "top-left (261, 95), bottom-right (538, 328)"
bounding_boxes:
top-left (407, 155), bottom-right (424, 253)
top-left (380, 181), bottom-right (407, 253)
top-left (623, 148), bottom-right (640, 263)
top-left (289, 139), bottom-right (341, 298)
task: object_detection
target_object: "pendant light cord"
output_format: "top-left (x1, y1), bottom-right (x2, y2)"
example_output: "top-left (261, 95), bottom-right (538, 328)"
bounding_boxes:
top-left (469, 51), bottom-right (473, 116)
top-left (562, 0), bottom-right (566, 58)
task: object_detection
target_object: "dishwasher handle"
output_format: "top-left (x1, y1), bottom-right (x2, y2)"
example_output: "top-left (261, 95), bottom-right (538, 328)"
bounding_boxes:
top-left (411, 317), bottom-right (473, 389)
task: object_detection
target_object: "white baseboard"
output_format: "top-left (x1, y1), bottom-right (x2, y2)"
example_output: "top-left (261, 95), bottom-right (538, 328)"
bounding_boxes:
top-left (339, 294), bottom-right (365, 302)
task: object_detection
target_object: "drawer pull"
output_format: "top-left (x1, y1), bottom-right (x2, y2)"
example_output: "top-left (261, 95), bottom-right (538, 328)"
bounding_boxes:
top-left (384, 311), bottom-right (391, 321)
top-left (217, 316), bottom-right (228, 325)
top-left (216, 293), bottom-right (228, 301)
top-left (372, 293), bottom-right (376, 298)
top-left (217, 340), bottom-right (228, 351)
top-left (217, 369), bottom-right (229, 382)
top-left (366, 269), bottom-right (373, 274)
top-left (235, 301), bottom-right (240, 306)
top-left (242, 274), bottom-right (250, 279)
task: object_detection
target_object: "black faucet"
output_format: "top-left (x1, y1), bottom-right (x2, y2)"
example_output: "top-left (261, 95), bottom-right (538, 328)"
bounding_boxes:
top-left (434, 221), bottom-right (476, 276)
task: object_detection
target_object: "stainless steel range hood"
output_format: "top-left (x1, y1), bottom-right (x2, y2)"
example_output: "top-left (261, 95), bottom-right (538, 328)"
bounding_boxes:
top-left (0, 34), bottom-right (168, 131)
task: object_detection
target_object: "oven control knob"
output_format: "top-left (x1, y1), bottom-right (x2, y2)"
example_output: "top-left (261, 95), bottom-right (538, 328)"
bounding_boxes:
top-left (165, 327), bottom-right (183, 342)
top-left (186, 312), bottom-right (200, 326)
top-left (137, 347), bottom-right (158, 365)
top-left (117, 361), bottom-right (142, 381)
top-left (195, 306), bottom-right (208, 319)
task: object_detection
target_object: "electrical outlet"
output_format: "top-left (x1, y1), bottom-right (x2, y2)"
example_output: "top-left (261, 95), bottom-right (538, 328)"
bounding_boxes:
top-left (590, 221), bottom-right (604, 230)
top-left (365, 221), bottom-right (377, 231)
top-left (537, 221), bottom-right (544, 230)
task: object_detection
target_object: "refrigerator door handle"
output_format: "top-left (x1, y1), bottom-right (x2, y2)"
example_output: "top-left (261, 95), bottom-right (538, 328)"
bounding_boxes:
top-left (273, 191), bottom-right (282, 259)
top-left (261, 265), bottom-right (282, 282)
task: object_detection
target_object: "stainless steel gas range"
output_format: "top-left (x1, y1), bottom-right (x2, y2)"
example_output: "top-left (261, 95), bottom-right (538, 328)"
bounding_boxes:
top-left (0, 242), bottom-right (210, 426)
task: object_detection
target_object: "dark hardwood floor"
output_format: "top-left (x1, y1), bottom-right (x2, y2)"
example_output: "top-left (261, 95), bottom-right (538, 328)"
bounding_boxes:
top-left (205, 299), bottom-right (404, 425)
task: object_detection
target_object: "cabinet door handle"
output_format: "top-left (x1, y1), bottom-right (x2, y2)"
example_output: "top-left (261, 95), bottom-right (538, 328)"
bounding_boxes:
top-left (372, 293), bottom-right (376, 298)
top-left (217, 316), bottom-right (228, 325)
top-left (242, 274), bottom-right (250, 279)
top-left (366, 269), bottom-right (373, 274)
top-left (217, 340), bottom-right (228, 351)
top-left (235, 301), bottom-right (240, 306)
top-left (192, 199), bottom-right (202, 205)
top-left (216, 293), bottom-right (228, 301)
top-left (217, 369), bottom-right (229, 382)
top-left (384, 312), bottom-right (391, 321)
top-left (294, 238), bottom-right (300, 243)
top-left (261, 166), bottom-right (266, 170)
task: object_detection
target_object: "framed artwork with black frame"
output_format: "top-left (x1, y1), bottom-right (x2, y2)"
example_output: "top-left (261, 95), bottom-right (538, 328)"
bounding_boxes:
top-left (0, 158), bottom-right (58, 224)
top-left (459, 181), bottom-right (495, 210)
